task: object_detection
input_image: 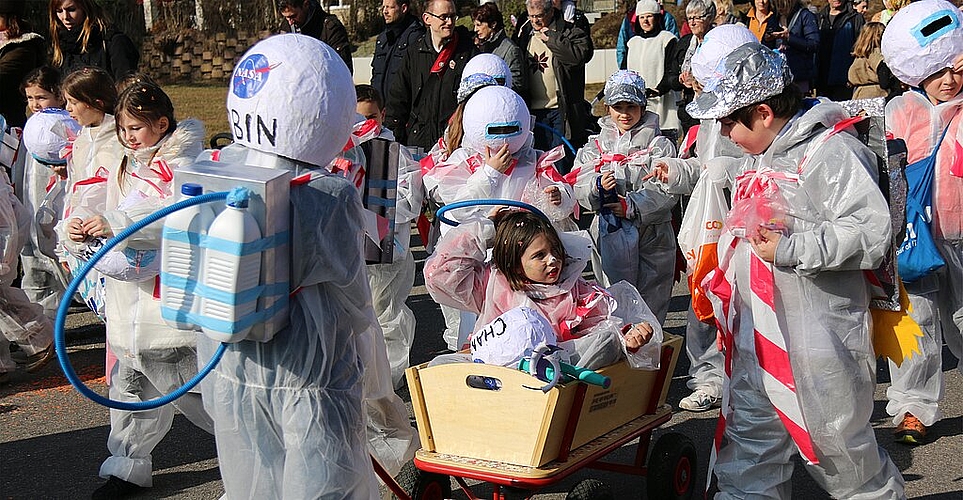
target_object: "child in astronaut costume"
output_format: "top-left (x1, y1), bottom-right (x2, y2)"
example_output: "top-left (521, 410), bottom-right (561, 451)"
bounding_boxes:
top-left (197, 34), bottom-right (416, 498)
top-left (332, 88), bottom-right (425, 389)
top-left (646, 24), bottom-right (755, 412)
top-left (69, 82), bottom-right (215, 497)
top-left (423, 85), bottom-right (575, 226)
top-left (424, 209), bottom-right (659, 370)
top-left (0, 134), bottom-right (53, 383)
top-left (881, 0), bottom-right (963, 444)
top-left (680, 43), bottom-right (904, 498)
top-left (573, 69), bottom-right (677, 324)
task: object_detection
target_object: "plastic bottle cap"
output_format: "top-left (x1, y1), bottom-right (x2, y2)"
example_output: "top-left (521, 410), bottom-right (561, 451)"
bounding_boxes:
top-left (181, 183), bottom-right (203, 196)
top-left (226, 186), bottom-right (252, 208)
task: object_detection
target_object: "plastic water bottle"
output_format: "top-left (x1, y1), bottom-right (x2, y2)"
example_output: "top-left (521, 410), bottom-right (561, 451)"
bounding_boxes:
top-left (161, 183), bottom-right (216, 330)
top-left (200, 187), bottom-right (262, 342)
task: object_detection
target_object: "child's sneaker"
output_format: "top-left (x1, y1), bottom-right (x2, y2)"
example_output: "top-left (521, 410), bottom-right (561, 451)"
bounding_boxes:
top-left (895, 413), bottom-right (927, 445)
top-left (679, 389), bottom-right (721, 412)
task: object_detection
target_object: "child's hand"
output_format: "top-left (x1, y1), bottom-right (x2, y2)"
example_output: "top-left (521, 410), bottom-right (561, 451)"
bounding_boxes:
top-left (642, 162), bottom-right (669, 183)
top-left (603, 196), bottom-right (627, 218)
top-left (66, 218), bottom-right (86, 242)
top-left (600, 170), bottom-right (617, 191)
top-left (544, 186), bottom-right (562, 205)
top-left (52, 165), bottom-right (67, 179)
top-left (81, 215), bottom-right (113, 239)
top-left (484, 144), bottom-right (513, 173)
top-left (749, 225), bottom-right (781, 262)
top-left (954, 54), bottom-right (963, 73)
top-left (623, 322), bottom-right (654, 350)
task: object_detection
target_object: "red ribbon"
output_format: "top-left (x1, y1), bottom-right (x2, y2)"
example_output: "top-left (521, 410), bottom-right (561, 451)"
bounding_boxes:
top-left (430, 31), bottom-right (460, 76)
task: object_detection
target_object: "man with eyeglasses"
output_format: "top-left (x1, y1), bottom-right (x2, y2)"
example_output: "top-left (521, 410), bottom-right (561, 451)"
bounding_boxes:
top-left (385, 0), bottom-right (476, 150)
top-left (511, 0), bottom-right (594, 172)
top-left (277, 0), bottom-right (353, 73)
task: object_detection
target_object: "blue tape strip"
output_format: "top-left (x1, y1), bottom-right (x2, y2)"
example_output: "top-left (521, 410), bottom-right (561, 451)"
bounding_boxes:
top-left (367, 179), bottom-right (397, 190)
top-left (161, 297), bottom-right (288, 335)
top-left (160, 272), bottom-right (288, 305)
top-left (485, 121), bottom-right (523, 139)
top-left (162, 230), bottom-right (289, 256)
top-left (911, 9), bottom-right (960, 47)
top-left (365, 196), bottom-right (396, 208)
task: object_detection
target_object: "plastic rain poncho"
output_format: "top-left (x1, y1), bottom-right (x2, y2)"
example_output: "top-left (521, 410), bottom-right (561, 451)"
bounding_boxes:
top-left (0, 164), bottom-right (52, 374)
top-left (96, 119), bottom-right (215, 488)
top-left (573, 112), bottom-right (677, 323)
top-left (883, 86), bottom-right (963, 428)
top-left (709, 101), bottom-right (904, 498)
top-left (423, 218), bottom-right (662, 370)
top-left (199, 34), bottom-right (416, 499)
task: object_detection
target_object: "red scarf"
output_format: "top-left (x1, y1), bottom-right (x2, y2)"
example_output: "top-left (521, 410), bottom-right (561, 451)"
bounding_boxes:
top-left (431, 30), bottom-right (460, 76)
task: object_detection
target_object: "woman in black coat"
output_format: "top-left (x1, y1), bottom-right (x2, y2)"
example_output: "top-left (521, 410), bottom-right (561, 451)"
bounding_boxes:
top-left (48, 0), bottom-right (138, 81)
top-left (0, 0), bottom-right (45, 128)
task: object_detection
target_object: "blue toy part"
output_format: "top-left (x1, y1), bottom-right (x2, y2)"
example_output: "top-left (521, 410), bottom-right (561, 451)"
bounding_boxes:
top-left (534, 121), bottom-right (577, 156)
top-left (435, 199), bottom-right (550, 227)
top-left (517, 356), bottom-right (612, 390)
top-left (55, 191), bottom-right (231, 411)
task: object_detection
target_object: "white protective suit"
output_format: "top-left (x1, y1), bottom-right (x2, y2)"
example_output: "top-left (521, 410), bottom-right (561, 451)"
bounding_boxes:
top-left (659, 120), bottom-right (743, 400)
top-left (199, 34), bottom-right (416, 499)
top-left (19, 155), bottom-right (66, 318)
top-left (97, 119), bottom-right (214, 488)
top-left (0, 164), bottom-right (52, 374)
top-left (573, 112), bottom-right (677, 323)
top-left (683, 101), bottom-right (905, 498)
top-left (884, 88), bottom-right (963, 428)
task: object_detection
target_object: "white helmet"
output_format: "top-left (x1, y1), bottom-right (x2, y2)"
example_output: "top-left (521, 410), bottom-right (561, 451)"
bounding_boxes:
top-left (227, 34), bottom-right (355, 167)
top-left (462, 86), bottom-right (531, 155)
top-left (463, 53), bottom-right (513, 88)
top-left (22, 108), bottom-right (80, 166)
top-left (881, 0), bottom-right (963, 87)
top-left (691, 24), bottom-right (758, 86)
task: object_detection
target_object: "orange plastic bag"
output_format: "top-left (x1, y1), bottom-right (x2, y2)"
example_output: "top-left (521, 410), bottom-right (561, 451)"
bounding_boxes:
top-left (679, 170), bottom-right (729, 323)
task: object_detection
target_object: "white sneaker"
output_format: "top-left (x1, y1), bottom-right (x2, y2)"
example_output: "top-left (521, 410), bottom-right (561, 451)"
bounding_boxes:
top-left (679, 389), bottom-right (721, 412)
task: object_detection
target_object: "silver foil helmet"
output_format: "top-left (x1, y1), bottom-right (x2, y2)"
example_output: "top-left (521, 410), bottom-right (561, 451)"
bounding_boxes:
top-left (687, 42), bottom-right (793, 120)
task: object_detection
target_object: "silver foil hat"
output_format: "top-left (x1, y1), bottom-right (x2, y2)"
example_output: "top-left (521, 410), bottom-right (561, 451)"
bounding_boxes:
top-left (686, 42), bottom-right (793, 120)
top-left (604, 69), bottom-right (647, 106)
top-left (457, 73), bottom-right (499, 104)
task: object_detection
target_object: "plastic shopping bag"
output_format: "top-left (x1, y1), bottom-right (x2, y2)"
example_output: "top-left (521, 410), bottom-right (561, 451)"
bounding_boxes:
top-left (596, 212), bottom-right (640, 286)
top-left (678, 173), bottom-right (728, 323)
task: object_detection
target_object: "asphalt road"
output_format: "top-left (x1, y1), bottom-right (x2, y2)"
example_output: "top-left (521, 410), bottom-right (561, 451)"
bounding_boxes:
top-left (1, 235), bottom-right (961, 499)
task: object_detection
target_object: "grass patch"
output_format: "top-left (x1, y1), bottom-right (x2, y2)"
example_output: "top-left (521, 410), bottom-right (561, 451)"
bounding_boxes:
top-left (165, 84), bottom-right (230, 146)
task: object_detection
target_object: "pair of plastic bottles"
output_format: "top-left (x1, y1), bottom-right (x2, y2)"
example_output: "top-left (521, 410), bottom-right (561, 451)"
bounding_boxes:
top-left (161, 183), bottom-right (262, 342)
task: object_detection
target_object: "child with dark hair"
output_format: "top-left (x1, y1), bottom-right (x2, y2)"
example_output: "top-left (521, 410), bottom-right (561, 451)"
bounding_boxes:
top-left (75, 81), bottom-right (214, 499)
top-left (424, 209), bottom-right (656, 369)
top-left (18, 65), bottom-right (69, 322)
top-left (680, 42), bottom-right (903, 497)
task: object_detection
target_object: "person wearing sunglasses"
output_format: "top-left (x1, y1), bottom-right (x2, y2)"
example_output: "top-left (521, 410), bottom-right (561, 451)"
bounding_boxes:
top-left (385, 0), bottom-right (477, 151)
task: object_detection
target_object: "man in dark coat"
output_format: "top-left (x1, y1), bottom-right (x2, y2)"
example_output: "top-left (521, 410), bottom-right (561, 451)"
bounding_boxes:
top-left (371, 0), bottom-right (424, 102)
top-left (278, 0), bottom-right (353, 73)
top-left (384, 0), bottom-right (476, 150)
top-left (512, 0), bottom-right (594, 166)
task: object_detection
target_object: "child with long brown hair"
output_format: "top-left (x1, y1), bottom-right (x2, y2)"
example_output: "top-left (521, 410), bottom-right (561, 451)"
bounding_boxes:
top-left (848, 21), bottom-right (887, 100)
top-left (77, 81), bottom-right (214, 499)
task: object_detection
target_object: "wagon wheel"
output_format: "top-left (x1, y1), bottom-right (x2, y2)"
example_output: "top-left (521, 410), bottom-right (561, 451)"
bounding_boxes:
top-left (566, 478), bottom-right (615, 500)
top-left (395, 461), bottom-right (452, 500)
top-left (646, 432), bottom-right (697, 500)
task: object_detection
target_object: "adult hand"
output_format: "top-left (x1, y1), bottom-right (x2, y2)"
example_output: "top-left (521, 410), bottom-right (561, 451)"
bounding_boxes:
top-left (600, 170), bottom-right (617, 191)
top-left (749, 225), bottom-right (781, 263)
top-left (543, 185), bottom-right (562, 205)
top-left (642, 161), bottom-right (669, 183)
top-left (81, 215), bottom-right (113, 239)
top-left (535, 28), bottom-right (550, 42)
top-left (484, 144), bottom-right (513, 173)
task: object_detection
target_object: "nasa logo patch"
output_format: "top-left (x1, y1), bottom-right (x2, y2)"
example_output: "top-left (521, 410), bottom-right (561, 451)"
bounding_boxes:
top-left (232, 54), bottom-right (280, 99)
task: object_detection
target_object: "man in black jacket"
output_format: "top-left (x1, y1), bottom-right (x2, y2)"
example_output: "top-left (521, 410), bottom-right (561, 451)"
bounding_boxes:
top-left (371, 0), bottom-right (424, 102)
top-left (385, 0), bottom-right (476, 150)
top-left (512, 0), bottom-right (593, 168)
top-left (278, 0), bottom-right (353, 73)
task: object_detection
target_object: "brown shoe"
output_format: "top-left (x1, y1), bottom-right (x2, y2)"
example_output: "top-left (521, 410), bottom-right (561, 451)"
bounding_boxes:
top-left (895, 413), bottom-right (927, 445)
